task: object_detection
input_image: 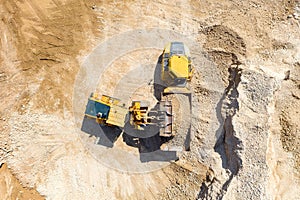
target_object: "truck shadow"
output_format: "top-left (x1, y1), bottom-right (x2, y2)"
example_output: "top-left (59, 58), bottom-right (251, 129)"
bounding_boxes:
top-left (81, 116), bottom-right (122, 148)
top-left (81, 116), bottom-right (178, 162)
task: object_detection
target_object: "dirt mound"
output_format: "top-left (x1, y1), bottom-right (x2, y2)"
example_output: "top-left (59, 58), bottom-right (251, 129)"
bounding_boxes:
top-left (159, 163), bottom-right (208, 200)
top-left (203, 25), bottom-right (246, 57)
top-left (202, 25), bottom-right (245, 87)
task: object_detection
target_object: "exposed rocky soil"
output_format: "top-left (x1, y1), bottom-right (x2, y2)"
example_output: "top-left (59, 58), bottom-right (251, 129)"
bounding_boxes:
top-left (0, 0), bottom-right (300, 199)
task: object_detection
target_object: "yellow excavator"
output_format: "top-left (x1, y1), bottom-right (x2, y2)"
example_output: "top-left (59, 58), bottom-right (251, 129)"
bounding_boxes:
top-left (161, 42), bottom-right (193, 94)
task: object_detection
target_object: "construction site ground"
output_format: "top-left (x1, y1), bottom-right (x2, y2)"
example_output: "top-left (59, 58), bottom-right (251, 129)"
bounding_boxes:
top-left (0, 0), bottom-right (300, 199)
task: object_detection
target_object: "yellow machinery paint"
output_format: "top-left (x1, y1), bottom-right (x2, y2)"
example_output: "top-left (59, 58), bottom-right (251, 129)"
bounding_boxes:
top-left (129, 101), bottom-right (152, 130)
top-left (83, 42), bottom-right (194, 149)
top-left (84, 93), bottom-right (127, 127)
top-left (169, 56), bottom-right (189, 78)
top-left (128, 100), bottom-right (173, 136)
top-left (161, 42), bottom-right (193, 94)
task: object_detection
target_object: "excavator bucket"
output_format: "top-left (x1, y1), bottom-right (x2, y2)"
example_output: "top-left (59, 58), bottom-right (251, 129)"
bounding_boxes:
top-left (159, 100), bottom-right (173, 137)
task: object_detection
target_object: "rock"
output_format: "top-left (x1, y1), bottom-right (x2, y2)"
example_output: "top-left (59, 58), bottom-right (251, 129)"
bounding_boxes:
top-left (284, 70), bottom-right (290, 80)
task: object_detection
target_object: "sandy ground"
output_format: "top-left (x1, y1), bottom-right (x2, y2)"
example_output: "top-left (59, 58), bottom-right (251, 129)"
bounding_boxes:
top-left (0, 163), bottom-right (44, 200)
top-left (0, 0), bottom-right (300, 199)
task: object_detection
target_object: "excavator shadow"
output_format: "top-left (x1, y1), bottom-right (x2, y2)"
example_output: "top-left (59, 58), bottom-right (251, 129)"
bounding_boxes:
top-left (81, 116), bottom-right (122, 148)
top-left (122, 132), bottom-right (178, 163)
top-left (153, 54), bottom-right (165, 101)
top-left (139, 135), bottom-right (179, 162)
